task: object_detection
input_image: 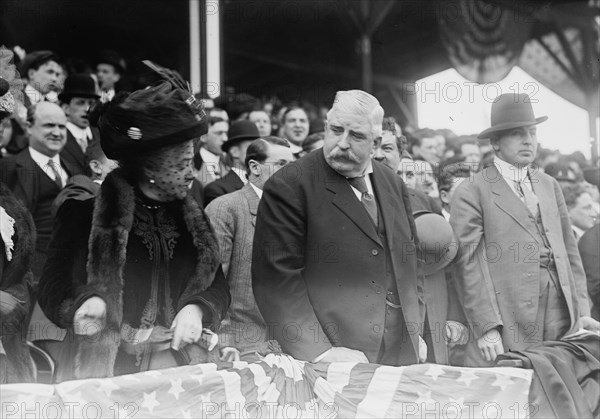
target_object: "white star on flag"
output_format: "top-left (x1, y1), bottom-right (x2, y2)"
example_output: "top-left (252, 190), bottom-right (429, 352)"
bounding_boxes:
top-left (415, 390), bottom-right (436, 406)
top-left (492, 373), bottom-right (514, 391)
top-left (457, 369), bottom-right (479, 387)
top-left (141, 391), bottom-right (160, 414)
top-left (99, 378), bottom-right (120, 397)
top-left (424, 364), bottom-right (446, 381)
top-left (168, 378), bottom-right (185, 400)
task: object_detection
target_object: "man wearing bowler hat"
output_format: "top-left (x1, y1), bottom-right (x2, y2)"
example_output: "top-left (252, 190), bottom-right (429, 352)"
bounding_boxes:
top-left (59, 74), bottom-right (100, 176)
top-left (450, 93), bottom-right (598, 367)
top-left (203, 120), bottom-right (260, 206)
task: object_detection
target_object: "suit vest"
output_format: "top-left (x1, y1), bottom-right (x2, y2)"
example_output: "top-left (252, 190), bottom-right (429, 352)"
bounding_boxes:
top-left (32, 164), bottom-right (62, 252)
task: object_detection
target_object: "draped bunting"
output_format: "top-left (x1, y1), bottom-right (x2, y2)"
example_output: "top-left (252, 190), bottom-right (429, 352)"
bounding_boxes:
top-left (437, 0), bottom-right (534, 83)
top-left (0, 354), bottom-right (533, 418)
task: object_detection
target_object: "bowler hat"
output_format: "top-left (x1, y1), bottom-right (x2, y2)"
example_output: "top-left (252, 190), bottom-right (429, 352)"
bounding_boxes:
top-left (58, 74), bottom-right (100, 103)
top-left (583, 167), bottom-right (600, 188)
top-left (95, 81), bottom-right (206, 160)
top-left (478, 93), bottom-right (547, 139)
top-left (19, 50), bottom-right (59, 76)
top-left (222, 120), bottom-right (260, 152)
top-left (413, 211), bottom-right (458, 275)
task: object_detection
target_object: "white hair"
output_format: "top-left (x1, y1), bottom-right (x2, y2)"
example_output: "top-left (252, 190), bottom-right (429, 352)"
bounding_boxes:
top-left (327, 90), bottom-right (384, 138)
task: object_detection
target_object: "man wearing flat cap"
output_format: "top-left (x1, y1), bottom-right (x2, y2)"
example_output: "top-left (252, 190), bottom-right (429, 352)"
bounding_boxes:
top-left (59, 74), bottom-right (100, 176)
top-left (252, 90), bottom-right (422, 366)
top-left (450, 93), bottom-right (598, 366)
top-left (20, 51), bottom-right (61, 108)
top-left (203, 120), bottom-right (260, 206)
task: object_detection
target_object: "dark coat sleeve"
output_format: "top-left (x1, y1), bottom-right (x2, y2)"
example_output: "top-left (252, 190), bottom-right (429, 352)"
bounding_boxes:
top-left (252, 172), bottom-right (331, 361)
top-left (38, 199), bottom-right (94, 328)
top-left (203, 181), bottom-right (226, 207)
top-left (578, 225), bottom-right (600, 320)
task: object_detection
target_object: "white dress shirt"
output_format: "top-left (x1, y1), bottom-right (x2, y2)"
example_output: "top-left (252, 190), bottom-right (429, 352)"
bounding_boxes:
top-left (493, 156), bottom-right (535, 203)
top-left (24, 84), bottom-right (44, 105)
top-left (199, 147), bottom-right (223, 177)
top-left (29, 147), bottom-right (68, 186)
top-left (347, 161), bottom-right (375, 200)
top-left (249, 182), bottom-right (263, 199)
top-left (67, 122), bottom-right (92, 152)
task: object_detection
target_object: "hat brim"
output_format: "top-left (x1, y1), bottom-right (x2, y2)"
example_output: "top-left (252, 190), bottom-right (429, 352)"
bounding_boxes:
top-left (477, 116), bottom-right (548, 139)
top-left (58, 92), bottom-right (101, 102)
top-left (221, 135), bottom-right (258, 152)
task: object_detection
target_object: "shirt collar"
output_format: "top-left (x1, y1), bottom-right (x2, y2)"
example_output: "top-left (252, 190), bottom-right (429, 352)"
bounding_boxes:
top-left (29, 147), bottom-right (60, 168)
top-left (67, 122), bottom-right (92, 141)
top-left (493, 156), bottom-right (529, 184)
top-left (25, 84), bottom-right (43, 104)
top-left (572, 225), bottom-right (585, 239)
top-left (249, 182), bottom-right (263, 199)
top-left (199, 147), bottom-right (221, 164)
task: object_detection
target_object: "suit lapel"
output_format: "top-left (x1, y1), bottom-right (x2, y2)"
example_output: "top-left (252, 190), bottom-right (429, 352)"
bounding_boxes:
top-left (487, 165), bottom-right (540, 242)
top-left (64, 132), bottom-right (85, 167)
top-left (371, 162), bottom-right (397, 250)
top-left (241, 183), bottom-right (259, 227)
top-left (15, 150), bottom-right (38, 210)
top-left (529, 169), bottom-right (553, 232)
top-left (320, 153), bottom-right (382, 246)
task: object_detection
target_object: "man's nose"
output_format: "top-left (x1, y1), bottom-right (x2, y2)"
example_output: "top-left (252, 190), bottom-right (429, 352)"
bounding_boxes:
top-left (373, 149), bottom-right (384, 159)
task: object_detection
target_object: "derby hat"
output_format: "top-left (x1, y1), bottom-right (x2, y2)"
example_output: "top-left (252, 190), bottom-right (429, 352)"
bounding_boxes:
top-left (478, 93), bottom-right (547, 139)
top-left (58, 73), bottom-right (100, 102)
top-left (95, 81), bottom-right (206, 160)
top-left (222, 120), bottom-right (260, 152)
top-left (413, 211), bottom-right (458, 275)
top-left (19, 50), bottom-right (59, 76)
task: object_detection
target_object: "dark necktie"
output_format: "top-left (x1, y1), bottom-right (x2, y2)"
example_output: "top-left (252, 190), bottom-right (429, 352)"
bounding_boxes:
top-left (514, 180), bottom-right (538, 216)
top-left (47, 159), bottom-right (63, 189)
top-left (348, 175), bottom-right (378, 226)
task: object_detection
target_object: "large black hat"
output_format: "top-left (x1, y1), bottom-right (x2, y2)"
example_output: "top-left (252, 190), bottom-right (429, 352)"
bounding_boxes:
top-left (478, 93), bottom-right (547, 139)
top-left (19, 50), bottom-right (59, 76)
top-left (222, 120), bottom-right (260, 152)
top-left (58, 74), bottom-right (100, 103)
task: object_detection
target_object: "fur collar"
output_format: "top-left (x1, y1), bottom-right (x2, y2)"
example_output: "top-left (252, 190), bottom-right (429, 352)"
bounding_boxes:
top-left (75, 169), bottom-right (220, 379)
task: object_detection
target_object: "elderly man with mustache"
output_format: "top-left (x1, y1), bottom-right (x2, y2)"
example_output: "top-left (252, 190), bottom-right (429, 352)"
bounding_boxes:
top-left (450, 93), bottom-right (598, 367)
top-left (252, 90), bottom-right (422, 365)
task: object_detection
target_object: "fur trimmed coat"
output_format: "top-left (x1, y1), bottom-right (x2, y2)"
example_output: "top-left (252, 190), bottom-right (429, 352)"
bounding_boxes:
top-left (0, 182), bottom-right (36, 384)
top-left (38, 169), bottom-right (230, 379)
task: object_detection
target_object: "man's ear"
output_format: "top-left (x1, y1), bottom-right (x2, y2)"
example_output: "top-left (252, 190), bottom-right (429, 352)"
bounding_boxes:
top-left (114, 73), bottom-right (121, 83)
top-left (440, 190), bottom-right (450, 205)
top-left (89, 159), bottom-right (101, 176)
top-left (248, 159), bottom-right (261, 177)
top-left (61, 102), bottom-right (70, 117)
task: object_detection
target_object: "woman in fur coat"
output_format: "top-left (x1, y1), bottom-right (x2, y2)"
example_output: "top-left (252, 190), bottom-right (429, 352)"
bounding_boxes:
top-left (38, 67), bottom-right (230, 379)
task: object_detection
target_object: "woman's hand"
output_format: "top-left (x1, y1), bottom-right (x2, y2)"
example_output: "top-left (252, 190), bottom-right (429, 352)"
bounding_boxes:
top-left (73, 296), bottom-right (107, 335)
top-left (171, 304), bottom-right (204, 350)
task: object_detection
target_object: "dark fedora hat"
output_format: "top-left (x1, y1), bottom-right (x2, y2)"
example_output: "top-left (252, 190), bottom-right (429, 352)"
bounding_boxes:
top-left (58, 74), bottom-right (100, 102)
top-left (478, 93), bottom-right (547, 139)
top-left (222, 120), bottom-right (260, 152)
top-left (20, 50), bottom-right (59, 76)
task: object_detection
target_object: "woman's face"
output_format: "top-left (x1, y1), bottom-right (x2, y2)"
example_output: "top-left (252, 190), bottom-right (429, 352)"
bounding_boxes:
top-left (145, 140), bottom-right (196, 200)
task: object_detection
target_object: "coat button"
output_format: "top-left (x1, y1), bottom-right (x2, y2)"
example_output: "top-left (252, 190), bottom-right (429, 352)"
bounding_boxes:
top-left (371, 249), bottom-right (379, 256)
top-left (374, 325), bottom-right (381, 333)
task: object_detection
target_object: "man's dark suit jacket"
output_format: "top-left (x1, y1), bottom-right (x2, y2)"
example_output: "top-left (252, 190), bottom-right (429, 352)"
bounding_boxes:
top-left (60, 131), bottom-right (93, 177)
top-left (0, 148), bottom-right (81, 212)
top-left (252, 150), bottom-right (421, 364)
top-left (203, 170), bottom-right (244, 206)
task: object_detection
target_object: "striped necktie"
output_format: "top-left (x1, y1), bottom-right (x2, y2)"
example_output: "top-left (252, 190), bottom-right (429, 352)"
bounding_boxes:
top-left (514, 180), bottom-right (538, 216)
top-left (47, 159), bottom-right (64, 189)
top-left (348, 175), bottom-right (378, 226)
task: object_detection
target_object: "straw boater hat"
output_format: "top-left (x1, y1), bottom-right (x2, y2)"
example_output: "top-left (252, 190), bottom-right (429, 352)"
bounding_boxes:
top-left (478, 93), bottom-right (547, 139)
top-left (413, 211), bottom-right (458, 275)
